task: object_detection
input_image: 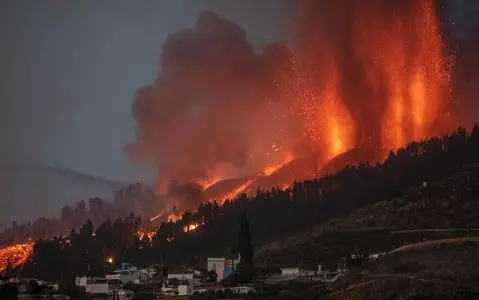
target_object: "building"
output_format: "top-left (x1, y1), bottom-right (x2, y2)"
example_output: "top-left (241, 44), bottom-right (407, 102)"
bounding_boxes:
top-left (280, 267), bottom-right (300, 276)
top-left (167, 267), bottom-right (202, 286)
top-left (105, 262), bottom-right (149, 284)
top-left (105, 268), bottom-right (148, 284)
top-left (75, 277), bottom-right (111, 295)
top-left (178, 283), bottom-right (194, 296)
top-left (206, 254), bottom-right (240, 281)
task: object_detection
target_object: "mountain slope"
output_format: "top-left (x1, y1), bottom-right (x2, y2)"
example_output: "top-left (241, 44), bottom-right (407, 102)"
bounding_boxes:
top-left (0, 162), bottom-right (124, 229)
top-left (255, 164), bottom-right (479, 267)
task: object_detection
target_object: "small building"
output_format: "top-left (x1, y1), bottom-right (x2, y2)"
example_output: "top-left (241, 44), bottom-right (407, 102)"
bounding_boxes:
top-left (206, 254), bottom-right (240, 282)
top-left (280, 267), bottom-right (300, 276)
top-left (75, 277), bottom-right (110, 295)
top-left (178, 283), bottom-right (194, 296)
top-left (105, 268), bottom-right (148, 284)
top-left (105, 262), bottom-right (149, 284)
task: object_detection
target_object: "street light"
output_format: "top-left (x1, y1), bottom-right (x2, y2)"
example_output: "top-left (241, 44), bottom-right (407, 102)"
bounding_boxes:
top-left (107, 257), bottom-right (113, 264)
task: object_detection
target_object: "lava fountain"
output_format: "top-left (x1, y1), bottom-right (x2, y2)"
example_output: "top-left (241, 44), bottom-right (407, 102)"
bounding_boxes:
top-left (129, 1), bottom-right (463, 211)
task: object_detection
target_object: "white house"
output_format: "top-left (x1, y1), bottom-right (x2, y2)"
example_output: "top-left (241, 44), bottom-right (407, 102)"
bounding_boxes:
top-left (75, 277), bottom-right (111, 295)
top-left (207, 257), bottom-right (226, 281)
top-left (105, 269), bottom-right (148, 284)
top-left (280, 267), bottom-right (300, 276)
top-left (178, 283), bottom-right (194, 296)
top-left (207, 255), bottom-right (240, 282)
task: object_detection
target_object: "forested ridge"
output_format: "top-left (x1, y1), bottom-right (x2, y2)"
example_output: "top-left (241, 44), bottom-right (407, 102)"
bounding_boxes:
top-left (11, 125), bottom-right (479, 282)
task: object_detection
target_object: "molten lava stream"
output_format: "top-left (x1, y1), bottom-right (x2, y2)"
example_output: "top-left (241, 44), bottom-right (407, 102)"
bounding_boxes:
top-left (0, 242), bottom-right (34, 272)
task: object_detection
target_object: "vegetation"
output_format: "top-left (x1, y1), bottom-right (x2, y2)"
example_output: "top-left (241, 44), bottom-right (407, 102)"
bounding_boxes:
top-left (8, 125), bottom-right (479, 283)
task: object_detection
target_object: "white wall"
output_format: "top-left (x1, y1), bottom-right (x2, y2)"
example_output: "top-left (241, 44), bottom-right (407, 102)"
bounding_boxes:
top-left (85, 283), bottom-right (109, 295)
top-left (207, 258), bottom-right (226, 281)
top-left (281, 268), bottom-right (300, 276)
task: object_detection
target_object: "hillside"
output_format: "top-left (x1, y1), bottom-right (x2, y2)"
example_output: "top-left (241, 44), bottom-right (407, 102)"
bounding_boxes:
top-left (324, 238), bottom-right (479, 299)
top-left (255, 164), bottom-right (479, 268)
top-left (0, 162), bottom-right (124, 229)
top-left (333, 163), bottom-right (479, 230)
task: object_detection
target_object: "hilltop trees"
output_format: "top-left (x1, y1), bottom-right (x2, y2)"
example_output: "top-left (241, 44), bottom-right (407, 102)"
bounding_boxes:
top-left (15, 125), bottom-right (479, 282)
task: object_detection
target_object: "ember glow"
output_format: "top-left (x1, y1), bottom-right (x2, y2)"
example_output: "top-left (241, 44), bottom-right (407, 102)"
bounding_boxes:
top-left (183, 220), bottom-right (205, 233)
top-left (0, 242), bottom-right (34, 272)
top-left (210, 180), bottom-right (253, 205)
top-left (263, 152), bottom-right (294, 176)
top-left (137, 231), bottom-right (157, 243)
top-left (131, 1), bottom-right (465, 211)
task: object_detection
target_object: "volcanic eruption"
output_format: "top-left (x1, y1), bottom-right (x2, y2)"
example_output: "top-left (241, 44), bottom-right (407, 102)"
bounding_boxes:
top-left (127, 0), bottom-right (467, 213)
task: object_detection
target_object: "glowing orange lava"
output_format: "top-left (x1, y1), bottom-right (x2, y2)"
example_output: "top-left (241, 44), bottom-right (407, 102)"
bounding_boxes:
top-left (263, 152), bottom-right (294, 176)
top-left (168, 213), bottom-right (182, 223)
top-left (0, 242), bottom-right (34, 272)
top-left (353, 0), bottom-right (450, 151)
top-left (199, 177), bottom-right (222, 189)
top-left (209, 180), bottom-right (253, 205)
top-left (137, 231), bottom-right (157, 244)
top-left (183, 220), bottom-right (205, 233)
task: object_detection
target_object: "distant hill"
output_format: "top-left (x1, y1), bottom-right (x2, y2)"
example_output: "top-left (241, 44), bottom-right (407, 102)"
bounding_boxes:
top-left (0, 162), bottom-right (124, 229)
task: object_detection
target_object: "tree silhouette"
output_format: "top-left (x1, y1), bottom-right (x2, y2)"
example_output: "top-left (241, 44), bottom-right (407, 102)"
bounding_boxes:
top-left (5, 259), bottom-right (14, 279)
top-left (236, 213), bottom-right (254, 282)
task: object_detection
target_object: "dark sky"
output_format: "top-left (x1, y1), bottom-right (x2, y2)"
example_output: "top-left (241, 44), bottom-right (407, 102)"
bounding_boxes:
top-left (0, 0), bottom-right (477, 185)
top-left (0, 0), bottom-right (289, 183)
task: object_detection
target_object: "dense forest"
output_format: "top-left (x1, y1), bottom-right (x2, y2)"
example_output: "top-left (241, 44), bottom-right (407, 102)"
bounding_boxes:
top-left (10, 125), bottom-right (479, 282)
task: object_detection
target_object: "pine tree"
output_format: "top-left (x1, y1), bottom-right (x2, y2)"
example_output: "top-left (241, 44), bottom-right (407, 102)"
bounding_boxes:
top-left (236, 213), bottom-right (254, 282)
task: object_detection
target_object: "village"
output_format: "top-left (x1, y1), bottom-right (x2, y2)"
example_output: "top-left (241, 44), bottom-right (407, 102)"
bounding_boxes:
top-left (0, 250), bottom-right (388, 299)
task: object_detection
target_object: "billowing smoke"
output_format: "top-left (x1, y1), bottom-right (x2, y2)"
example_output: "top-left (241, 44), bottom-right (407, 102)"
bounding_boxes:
top-left (128, 2), bottom-right (469, 207)
top-left (127, 11), bottom-right (298, 198)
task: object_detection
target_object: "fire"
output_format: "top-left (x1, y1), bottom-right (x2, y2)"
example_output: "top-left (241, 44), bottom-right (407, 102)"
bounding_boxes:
top-left (351, 0), bottom-right (451, 151)
top-left (139, 1), bottom-right (461, 213)
top-left (168, 213), bottom-right (182, 223)
top-left (0, 242), bottom-right (34, 272)
top-left (263, 152), bottom-right (294, 176)
top-left (137, 231), bottom-right (157, 243)
top-left (199, 177), bottom-right (222, 189)
top-left (150, 212), bottom-right (164, 222)
top-left (209, 180), bottom-right (253, 205)
top-left (183, 220), bottom-right (205, 233)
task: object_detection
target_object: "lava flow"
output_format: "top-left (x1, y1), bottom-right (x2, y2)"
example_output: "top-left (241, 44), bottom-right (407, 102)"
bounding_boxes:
top-left (133, 0), bottom-right (465, 216)
top-left (0, 242), bottom-right (34, 273)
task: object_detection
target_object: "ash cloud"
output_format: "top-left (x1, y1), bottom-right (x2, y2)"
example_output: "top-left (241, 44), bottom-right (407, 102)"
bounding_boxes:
top-left (127, 11), bottom-right (297, 191)
top-left (128, 2), bottom-right (472, 205)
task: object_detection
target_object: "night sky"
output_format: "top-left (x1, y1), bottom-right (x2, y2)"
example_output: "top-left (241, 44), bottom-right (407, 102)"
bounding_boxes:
top-left (0, 0), bottom-right (289, 183)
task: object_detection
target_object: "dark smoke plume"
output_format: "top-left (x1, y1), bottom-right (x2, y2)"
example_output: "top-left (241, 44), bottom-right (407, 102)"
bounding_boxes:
top-left (127, 11), bottom-right (297, 192)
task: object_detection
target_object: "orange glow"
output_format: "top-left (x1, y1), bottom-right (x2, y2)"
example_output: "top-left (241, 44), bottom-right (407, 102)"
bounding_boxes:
top-left (263, 152), bottom-right (294, 176)
top-left (0, 242), bottom-right (34, 272)
top-left (137, 231), bottom-right (157, 244)
top-left (352, 0), bottom-right (450, 151)
top-left (147, 1), bottom-right (458, 215)
top-left (199, 177), bottom-right (222, 189)
top-left (209, 180), bottom-right (253, 204)
top-left (183, 220), bottom-right (204, 233)
top-left (168, 213), bottom-right (182, 223)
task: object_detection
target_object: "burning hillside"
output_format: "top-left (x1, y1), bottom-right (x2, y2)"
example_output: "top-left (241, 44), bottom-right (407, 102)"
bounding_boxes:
top-left (126, 1), bottom-right (467, 212)
top-left (0, 242), bottom-right (33, 273)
